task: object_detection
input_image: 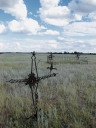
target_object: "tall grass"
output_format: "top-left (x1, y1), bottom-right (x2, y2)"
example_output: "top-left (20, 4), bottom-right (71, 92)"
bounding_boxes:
top-left (0, 53), bottom-right (96, 128)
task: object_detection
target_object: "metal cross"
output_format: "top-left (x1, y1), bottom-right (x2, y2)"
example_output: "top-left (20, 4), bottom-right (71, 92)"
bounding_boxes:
top-left (7, 51), bottom-right (57, 120)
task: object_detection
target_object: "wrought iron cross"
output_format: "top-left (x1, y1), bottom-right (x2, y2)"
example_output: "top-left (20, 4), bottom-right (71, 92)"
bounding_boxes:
top-left (7, 51), bottom-right (57, 120)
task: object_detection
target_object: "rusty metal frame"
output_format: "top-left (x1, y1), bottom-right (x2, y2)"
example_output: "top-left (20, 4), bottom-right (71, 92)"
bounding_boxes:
top-left (7, 51), bottom-right (57, 120)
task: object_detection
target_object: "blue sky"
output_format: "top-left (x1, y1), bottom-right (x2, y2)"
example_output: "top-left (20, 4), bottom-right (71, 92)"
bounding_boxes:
top-left (0, 0), bottom-right (96, 52)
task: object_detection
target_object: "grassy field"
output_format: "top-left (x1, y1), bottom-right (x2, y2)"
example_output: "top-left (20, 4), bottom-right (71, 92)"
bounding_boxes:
top-left (0, 53), bottom-right (96, 128)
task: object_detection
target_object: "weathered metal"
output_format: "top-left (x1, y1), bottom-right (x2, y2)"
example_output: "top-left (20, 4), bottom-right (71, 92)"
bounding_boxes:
top-left (47, 52), bottom-right (54, 63)
top-left (7, 51), bottom-right (57, 120)
top-left (75, 53), bottom-right (80, 59)
top-left (47, 62), bottom-right (57, 73)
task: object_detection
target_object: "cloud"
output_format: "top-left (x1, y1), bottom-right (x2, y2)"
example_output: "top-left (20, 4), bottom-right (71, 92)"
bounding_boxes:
top-left (57, 37), bottom-right (96, 52)
top-left (39, 0), bottom-right (82, 26)
top-left (0, 0), bottom-right (27, 20)
top-left (88, 12), bottom-right (96, 21)
top-left (0, 0), bottom-right (49, 35)
top-left (23, 39), bottom-right (59, 51)
top-left (63, 21), bottom-right (96, 37)
top-left (29, 12), bottom-right (32, 15)
top-left (14, 42), bottom-right (22, 50)
top-left (40, 0), bottom-right (60, 8)
top-left (38, 30), bottom-right (60, 35)
top-left (0, 43), bottom-right (4, 49)
top-left (47, 40), bottom-right (59, 48)
top-left (0, 38), bottom-right (59, 52)
top-left (8, 18), bottom-right (42, 35)
top-left (1, 37), bottom-right (96, 53)
top-left (80, 0), bottom-right (96, 5)
top-left (68, 0), bottom-right (96, 15)
top-left (0, 41), bottom-right (9, 51)
top-left (0, 24), bottom-right (7, 34)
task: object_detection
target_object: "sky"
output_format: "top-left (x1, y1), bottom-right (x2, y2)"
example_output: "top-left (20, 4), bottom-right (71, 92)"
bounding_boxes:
top-left (0, 0), bottom-right (96, 53)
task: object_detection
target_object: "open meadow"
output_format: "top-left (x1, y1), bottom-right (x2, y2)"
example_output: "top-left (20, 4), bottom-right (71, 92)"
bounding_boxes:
top-left (0, 53), bottom-right (96, 128)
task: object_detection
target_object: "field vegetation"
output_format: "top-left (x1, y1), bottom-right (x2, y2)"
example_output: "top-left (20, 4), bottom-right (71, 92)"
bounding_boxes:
top-left (0, 53), bottom-right (96, 128)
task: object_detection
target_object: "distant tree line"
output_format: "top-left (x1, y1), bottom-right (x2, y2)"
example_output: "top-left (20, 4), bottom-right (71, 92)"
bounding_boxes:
top-left (0, 52), bottom-right (96, 55)
top-left (48, 51), bottom-right (96, 55)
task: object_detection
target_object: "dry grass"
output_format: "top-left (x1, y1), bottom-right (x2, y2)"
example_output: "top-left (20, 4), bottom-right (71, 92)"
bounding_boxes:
top-left (0, 53), bottom-right (96, 128)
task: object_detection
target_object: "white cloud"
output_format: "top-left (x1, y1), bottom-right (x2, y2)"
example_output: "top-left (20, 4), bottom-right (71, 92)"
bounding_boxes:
top-left (0, 0), bottom-right (49, 35)
top-left (0, 41), bottom-right (10, 51)
top-left (88, 12), bottom-right (96, 21)
top-left (0, 0), bottom-right (27, 20)
top-left (40, 26), bottom-right (47, 30)
top-left (8, 19), bottom-right (42, 35)
top-left (57, 37), bottom-right (96, 53)
top-left (29, 12), bottom-right (32, 15)
top-left (57, 37), bottom-right (65, 41)
top-left (14, 42), bottom-right (22, 50)
top-left (68, 0), bottom-right (96, 25)
top-left (38, 30), bottom-right (60, 35)
top-left (48, 40), bottom-right (58, 48)
top-left (0, 24), bottom-right (7, 34)
top-left (0, 43), bottom-right (4, 49)
top-left (0, 38), bottom-right (59, 52)
top-left (80, 0), bottom-right (96, 5)
top-left (0, 0), bottom-right (41, 35)
top-left (39, 0), bottom-right (82, 26)
top-left (40, 0), bottom-right (60, 8)
top-left (1, 37), bottom-right (96, 53)
top-left (63, 21), bottom-right (96, 37)
top-left (24, 39), bottom-right (59, 50)
top-left (68, 0), bottom-right (96, 15)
